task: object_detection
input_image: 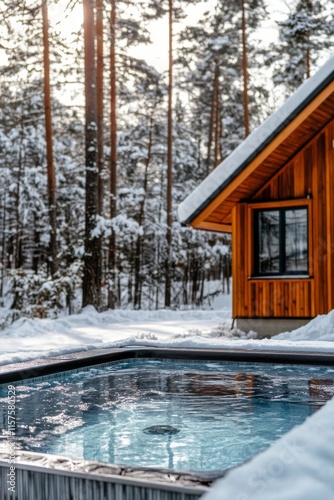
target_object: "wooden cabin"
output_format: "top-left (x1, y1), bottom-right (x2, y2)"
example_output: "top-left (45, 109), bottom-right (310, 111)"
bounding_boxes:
top-left (178, 57), bottom-right (334, 337)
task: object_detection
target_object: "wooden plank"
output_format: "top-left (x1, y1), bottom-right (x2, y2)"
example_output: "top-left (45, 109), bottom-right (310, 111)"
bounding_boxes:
top-left (306, 282), bottom-right (312, 316)
top-left (232, 206), bottom-right (238, 318)
top-left (273, 282), bottom-right (279, 317)
top-left (278, 282), bottom-right (285, 316)
top-left (305, 152), bottom-right (314, 280)
top-left (269, 282), bottom-right (274, 316)
top-left (232, 204), bottom-right (248, 317)
top-left (247, 278), bottom-right (313, 283)
top-left (279, 167), bottom-right (294, 199)
top-left (248, 198), bottom-right (311, 210)
top-left (247, 205), bottom-right (253, 278)
top-left (193, 221), bottom-right (232, 233)
top-left (303, 145), bottom-right (312, 196)
top-left (310, 280), bottom-right (315, 317)
top-left (284, 282), bottom-right (290, 316)
top-left (316, 133), bottom-right (328, 313)
top-left (270, 177), bottom-right (279, 200)
top-left (290, 282), bottom-right (297, 317)
top-left (310, 140), bottom-right (319, 314)
top-left (280, 282), bottom-right (286, 316)
top-left (262, 281), bottom-right (268, 316)
top-left (294, 155), bottom-right (305, 197)
top-left (250, 282), bottom-right (256, 316)
top-left (258, 283), bottom-right (263, 317)
top-left (244, 279), bottom-right (314, 318)
top-left (241, 204), bottom-right (248, 316)
top-left (299, 281), bottom-right (305, 317)
top-left (253, 118), bottom-right (334, 201)
top-left (326, 122), bottom-right (334, 310)
top-left (220, 214), bottom-right (232, 224)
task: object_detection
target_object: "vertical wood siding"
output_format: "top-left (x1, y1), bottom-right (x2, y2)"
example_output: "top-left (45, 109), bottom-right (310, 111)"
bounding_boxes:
top-left (233, 119), bottom-right (334, 318)
top-left (326, 121), bottom-right (334, 312)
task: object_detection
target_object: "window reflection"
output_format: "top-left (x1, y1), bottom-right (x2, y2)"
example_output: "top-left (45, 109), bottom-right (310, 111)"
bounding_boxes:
top-left (285, 209), bottom-right (308, 272)
top-left (259, 210), bottom-right (280, 274)
top-left (255, 207), bottom-right (308, 276)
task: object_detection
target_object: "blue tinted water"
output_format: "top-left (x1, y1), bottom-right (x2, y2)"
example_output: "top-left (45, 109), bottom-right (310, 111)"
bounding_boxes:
top-left (1, 359), bottom-right (334, 472)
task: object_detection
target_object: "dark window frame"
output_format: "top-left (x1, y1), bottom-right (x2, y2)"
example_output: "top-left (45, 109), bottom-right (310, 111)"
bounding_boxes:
top-left (253, 206), bottom-right (309, 277)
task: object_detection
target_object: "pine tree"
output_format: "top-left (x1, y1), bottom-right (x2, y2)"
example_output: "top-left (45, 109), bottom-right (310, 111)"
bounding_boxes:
top-left (108, 0), bottom-right (117, 309)
top-left (82, 0), bottom-right (101, 308)
top-left (177, 0), bottom-right (268, 174)
top-left (42, 0), bottom-right (58, 276)
top-left (165, 0), bottom-right (173, 308)
top-left (270, 0), bottom-right (333, 95)
top-left (241, 0), bottom-right (250, 137)
top-left (96, 0), bottom-right (104, 217)
top-left (0, 0), bottom-right (244, 315)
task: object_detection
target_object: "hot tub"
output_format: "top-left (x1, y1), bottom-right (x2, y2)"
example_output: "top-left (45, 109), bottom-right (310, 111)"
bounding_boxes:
top-left (1, 347), bottom-right (334, 500)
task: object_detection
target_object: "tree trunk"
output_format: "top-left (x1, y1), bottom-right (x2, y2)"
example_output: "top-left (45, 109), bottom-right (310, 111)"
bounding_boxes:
top-left (218, 79), bottom-right (224, 163)
top-left (241, 0), bottom-right (250, 138)
top-left (128, 254), bottom-right (133, 304)
top-left (42, 0), bottom-right (58, 276)
top-left (108, 0), bottom-right (117, 309)
top-left (305, 0), bottom-right (312, 79)
top-left (82, 0), bottom-right (101, 308)
top-left (0, 189), bottom-right (7, 301)
top-left (196, 116), bottom-right (202, 171)
top-left (199, 269), bottom-right (205, 305)
top-left (134, 107), bottom-right (155, 309)
top-left (96, 0), bottom-right (104, 305)
top-left (96, 0), bottom-right (104, 215)
top-left (14, 186), bottom-right (23, 270)
top-left (213, 61), bottom-right (220, 168)
top-left (191, 260), bottom-right (198, 304)
top-left (305, 48), bottom-right (311, 79)
top-left (183, 253), bottom-right (189, 306)
top-left (14, 124), bottom-right (24, 269)
top-left (206, 69), bottom-right (216, 176)
top-left (165, 0), bottom-right (173, 308)
top-left (32, 214), bottom-right (40, 273)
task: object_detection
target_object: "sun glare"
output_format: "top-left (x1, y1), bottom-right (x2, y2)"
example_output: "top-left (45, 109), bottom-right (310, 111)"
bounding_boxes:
top-left (48, 1), bottom-right (83, 40)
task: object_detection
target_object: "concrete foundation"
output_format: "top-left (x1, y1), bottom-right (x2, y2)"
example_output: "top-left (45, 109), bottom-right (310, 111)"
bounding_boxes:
top-left (236, 318), bottom-right (312, 339)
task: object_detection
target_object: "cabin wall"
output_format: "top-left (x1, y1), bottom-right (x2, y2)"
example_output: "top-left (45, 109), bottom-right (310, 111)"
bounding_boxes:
top-left (232, 118), bottom-right (334, 319)
top-left (326, 120), bottom-right (334, 313)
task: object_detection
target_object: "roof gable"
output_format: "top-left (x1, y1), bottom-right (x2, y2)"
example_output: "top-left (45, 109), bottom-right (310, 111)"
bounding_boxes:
top-left (178, 56), bottom-right (334, 230)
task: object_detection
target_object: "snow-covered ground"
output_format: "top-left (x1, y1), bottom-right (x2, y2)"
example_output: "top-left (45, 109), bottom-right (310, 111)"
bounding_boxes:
top-left (0, 304), bottom-right (233, 366)
top-left (276, 311), bottom-right (334, 342)
top-left (1, 298), bottom-right (334, 500)
top-left (1, 301), bottom-right (334, 367)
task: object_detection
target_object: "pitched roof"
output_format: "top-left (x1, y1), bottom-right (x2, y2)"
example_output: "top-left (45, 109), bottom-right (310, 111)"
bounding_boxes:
top-left (178, 56), bottom-right (334, 226)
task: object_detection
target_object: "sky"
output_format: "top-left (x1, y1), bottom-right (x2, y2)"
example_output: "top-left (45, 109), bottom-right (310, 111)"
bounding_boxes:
top-left (1, 0), bottom-right (332, 73)
top-left (0, 0), bottom-right (331, 111)
top-left (0, 0), bottom-right (289, 71)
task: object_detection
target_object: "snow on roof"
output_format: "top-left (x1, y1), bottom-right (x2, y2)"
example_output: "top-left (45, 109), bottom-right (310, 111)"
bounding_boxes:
top-left (178, 55), bottom-right (334, 225)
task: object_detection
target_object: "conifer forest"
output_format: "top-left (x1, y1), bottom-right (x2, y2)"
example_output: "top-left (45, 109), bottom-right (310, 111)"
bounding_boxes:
top-left (0, 0), bottom-right (332, 323)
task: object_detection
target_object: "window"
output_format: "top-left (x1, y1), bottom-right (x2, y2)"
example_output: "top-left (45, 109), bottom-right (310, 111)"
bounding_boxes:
top-left (254, 207), bottom-right (308, 276)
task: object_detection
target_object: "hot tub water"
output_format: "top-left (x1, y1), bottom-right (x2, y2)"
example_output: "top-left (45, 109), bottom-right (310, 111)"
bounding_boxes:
top-left (1, 359), bottom-right (334, 472)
